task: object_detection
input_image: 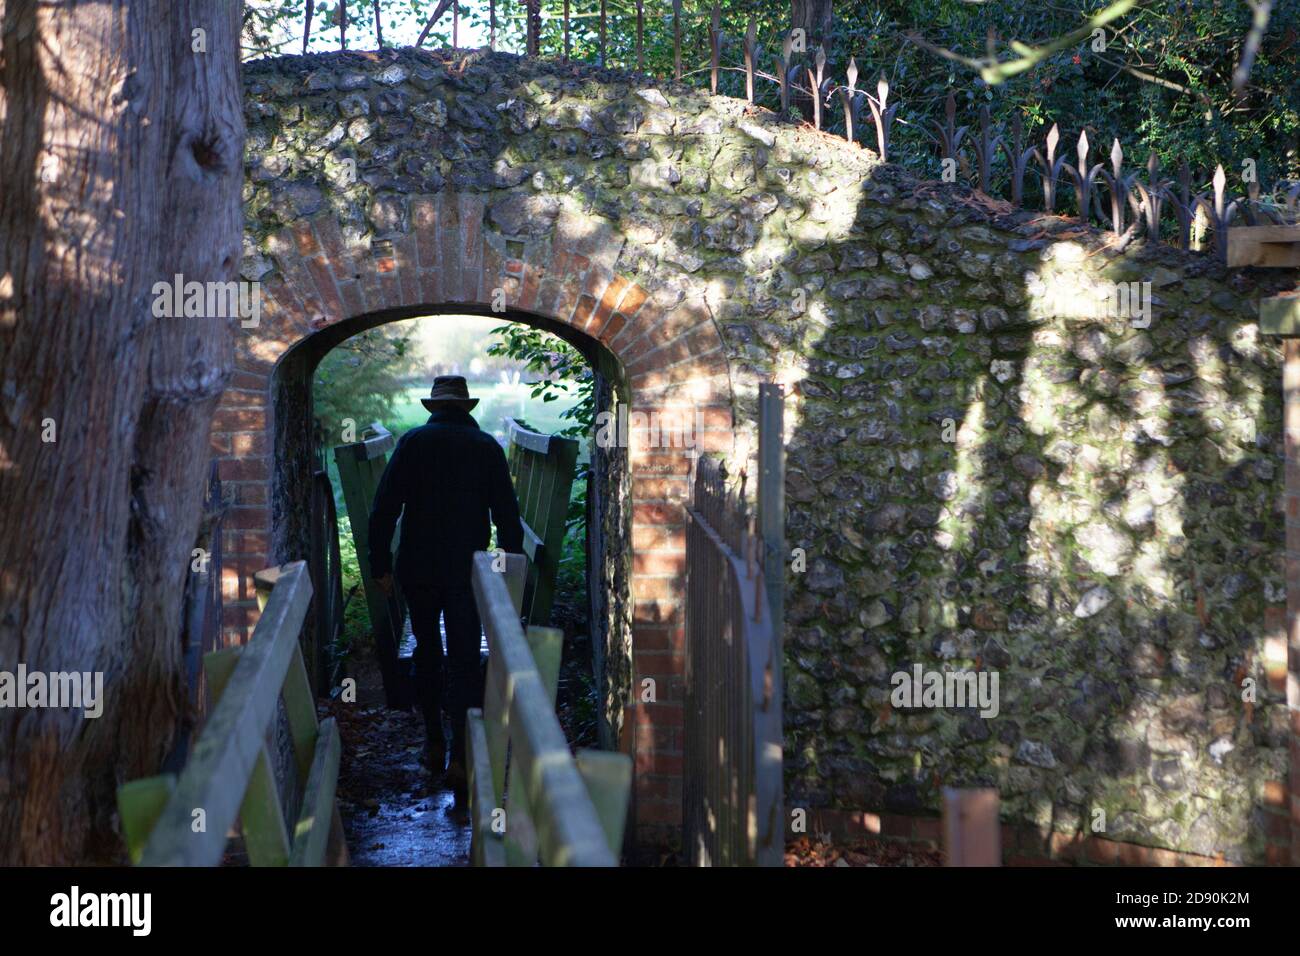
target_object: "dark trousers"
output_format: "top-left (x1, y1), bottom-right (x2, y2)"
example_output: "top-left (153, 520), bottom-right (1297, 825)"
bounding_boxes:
top-left (400, 580), bottom-right (483, 761)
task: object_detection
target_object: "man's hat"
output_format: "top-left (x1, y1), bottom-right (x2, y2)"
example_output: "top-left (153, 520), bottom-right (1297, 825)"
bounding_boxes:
top-left (420, 375), bottom-right (479, 412)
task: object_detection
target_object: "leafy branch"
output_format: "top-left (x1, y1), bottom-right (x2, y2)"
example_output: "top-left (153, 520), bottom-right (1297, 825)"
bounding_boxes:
top-left (906, 0), bottom-right (1141, 85)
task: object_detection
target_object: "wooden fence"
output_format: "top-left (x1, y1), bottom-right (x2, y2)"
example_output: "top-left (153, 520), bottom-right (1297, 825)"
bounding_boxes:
top-left (683, 384), bottom-right (785, 866)
top-left (307, 469), bottom-right (346, 695)
top-left (504, 417), bottom-right (579, 628)
top-left (333, 422), bottom-right (412, 709)
top-left (164, 462), bottom-right (228, 772)
top-left (311, 1), bottom-right (1298, 261)
top-left (943, 788), bottom-right (1001, 867)
top-left (117, 561), bottom-right (346, 866)
top-left (466, 551), bottom-right (630, 866)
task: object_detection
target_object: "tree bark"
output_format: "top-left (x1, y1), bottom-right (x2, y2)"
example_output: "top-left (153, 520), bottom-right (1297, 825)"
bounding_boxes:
top-left (0, 0), bottom-right (244, 864)
top-left (415, 0), bottom-right (455, 48)
top-left (526, 0), bottom-right (541, 56)
top-left (790, 0), bottom-right (833, 122)
top-left (791, 0), bottom-right (833, 51)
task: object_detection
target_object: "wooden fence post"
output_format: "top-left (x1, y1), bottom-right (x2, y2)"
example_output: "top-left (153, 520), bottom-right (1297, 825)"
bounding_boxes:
top-left (599, 0), bottom-right (607, 67)
top-left (942, 788), bottom-right (1001, 866)
top-left (672, 0), bottom-right (682, 81)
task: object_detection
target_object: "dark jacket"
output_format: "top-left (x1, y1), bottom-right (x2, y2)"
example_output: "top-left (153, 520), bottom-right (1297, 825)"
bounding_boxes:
top-left (368, 409), bottom-right (524, 587)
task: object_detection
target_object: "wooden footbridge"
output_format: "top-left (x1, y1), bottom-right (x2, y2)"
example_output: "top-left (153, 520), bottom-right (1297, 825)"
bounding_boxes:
top-left (116, 393), bottom-right (787, 867)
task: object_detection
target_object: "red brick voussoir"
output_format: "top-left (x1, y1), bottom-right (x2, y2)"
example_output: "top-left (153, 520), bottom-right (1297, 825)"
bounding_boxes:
top-left (217, 190), bottom-right (734, 849)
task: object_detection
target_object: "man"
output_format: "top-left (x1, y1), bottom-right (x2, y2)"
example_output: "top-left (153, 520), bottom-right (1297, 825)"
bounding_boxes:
top-left (369, 376), bottom-right (523, 803)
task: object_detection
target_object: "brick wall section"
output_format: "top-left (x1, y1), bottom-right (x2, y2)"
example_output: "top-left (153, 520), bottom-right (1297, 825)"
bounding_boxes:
top-left (801, 809), bottom-right (1256, 867)
top-left (212, 189), bottom-right (734, 846)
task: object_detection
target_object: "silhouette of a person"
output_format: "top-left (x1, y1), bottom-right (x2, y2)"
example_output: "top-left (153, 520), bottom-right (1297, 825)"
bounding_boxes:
top-left (369, 376), bottom-right (523, 804)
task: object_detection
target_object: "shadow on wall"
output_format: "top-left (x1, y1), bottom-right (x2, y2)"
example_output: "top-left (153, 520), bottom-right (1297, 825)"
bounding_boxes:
top-left (780, 161), bottom-right (1291, 864)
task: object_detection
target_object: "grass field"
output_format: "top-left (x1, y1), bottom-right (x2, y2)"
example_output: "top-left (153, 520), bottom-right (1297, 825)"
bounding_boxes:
top-left (326, 380), bottom-right (588, 658)
top-left (388, 381), bottom-right (582, 444)
top-left (327, 380), bottom-right (585, 525)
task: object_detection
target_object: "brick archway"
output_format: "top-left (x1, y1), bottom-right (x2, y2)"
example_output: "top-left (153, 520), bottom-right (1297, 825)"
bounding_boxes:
top-left (212, 190), bottom-right (733, 845)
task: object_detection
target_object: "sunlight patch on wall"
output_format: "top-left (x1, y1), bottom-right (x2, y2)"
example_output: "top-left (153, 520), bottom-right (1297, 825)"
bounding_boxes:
top-left (938, 376), bottom-right (988, 558)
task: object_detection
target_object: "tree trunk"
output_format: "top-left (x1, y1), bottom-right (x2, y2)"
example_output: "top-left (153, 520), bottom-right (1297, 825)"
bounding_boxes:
top-left (0, 0), bottom-right (244, 864)
top-left (791, 0), bottom-right (833, 51)
top-left (791, 0), bottom-right (833, 121)
top-left (526, 0), bottom-right (541, 56)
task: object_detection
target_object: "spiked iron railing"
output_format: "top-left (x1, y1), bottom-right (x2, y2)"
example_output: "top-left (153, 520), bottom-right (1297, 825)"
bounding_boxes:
top-left (326, 0), bottom-right (1297, 261)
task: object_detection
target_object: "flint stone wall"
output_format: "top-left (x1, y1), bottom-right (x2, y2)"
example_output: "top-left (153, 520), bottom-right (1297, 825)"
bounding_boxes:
top-left (241, 47), bottom-right (1296, 859)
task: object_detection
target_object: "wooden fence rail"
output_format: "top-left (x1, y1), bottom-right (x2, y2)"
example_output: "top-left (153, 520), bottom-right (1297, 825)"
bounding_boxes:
top-left (505, 417), bottom-right (579, 628)
top-left (466, 550), bottom-right (630, 866)
top-left (117, 561), bottom-right (346, 867)
top-left (333, 422), bottom-right (411, 709)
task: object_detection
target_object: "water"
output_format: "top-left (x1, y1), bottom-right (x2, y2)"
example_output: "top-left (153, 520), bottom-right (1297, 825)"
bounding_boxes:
top-left (345, 776), bottom-right (471, 868)
top-left (337, 610), bottom-right (488, 868)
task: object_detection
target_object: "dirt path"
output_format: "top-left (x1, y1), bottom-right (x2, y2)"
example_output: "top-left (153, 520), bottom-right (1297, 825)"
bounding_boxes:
top-left (322, 592), bottom-right (597, 867)
top-left (323, 648), bottom-right (471, 868)
top-left (785, 837), bottom-right (941, 867)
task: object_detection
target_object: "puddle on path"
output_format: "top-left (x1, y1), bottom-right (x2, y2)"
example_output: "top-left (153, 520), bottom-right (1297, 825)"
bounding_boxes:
top-left (343, 749), bottom-right (470, 866)
top-left (324, 601), bottom-right (591, 867)
top-left (325, 639), bottom-right (472, 868)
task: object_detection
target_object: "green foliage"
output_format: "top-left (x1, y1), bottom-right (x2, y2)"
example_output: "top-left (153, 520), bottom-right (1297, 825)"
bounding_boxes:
top-left (247, 1), bottom-right (1298, 193)
top-left (313, 325), bottom-right (420, 446)
top-left (556, 484), bottom-right (588, 596)
top-left (387, 382), bottom-right (581, 437)
top-left (486, 323), bottom-right (594, 443)
top-left (243, 0), bottom-right (457, 58)
top-left (487, 323), bottom-right (594, 596)
top-left (855, 1), bottom-right (1300, 191)
top-left (608, 0), bottom-right (1298, 192)
top-left (334, 512), bottom-right (370, 655)
top-left (242, 1), bottom-right (301, 57)
top-left (656, 1), bottom-right (1296, 198)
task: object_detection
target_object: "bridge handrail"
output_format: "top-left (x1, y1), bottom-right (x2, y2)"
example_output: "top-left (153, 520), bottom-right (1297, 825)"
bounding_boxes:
top-left (337, 421), bottom-right (396, 463)
top-left (117, 561), bottom-right (345, 867)
top-left (503, 417), bottom-right (579, 627)
top-left (466, 550), bottom-right (630, 866)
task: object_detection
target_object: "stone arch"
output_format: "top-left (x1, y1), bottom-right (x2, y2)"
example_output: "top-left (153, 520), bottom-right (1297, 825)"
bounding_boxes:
top-left (213, 189), bottom-right (733, 845)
